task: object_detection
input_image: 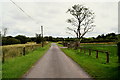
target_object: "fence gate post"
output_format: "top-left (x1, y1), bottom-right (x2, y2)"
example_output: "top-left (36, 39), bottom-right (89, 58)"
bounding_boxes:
top-left (23, 47), bottom-right (25, 56)
top-left (80, 48), bottom-right (82, 52)
top-left (2, 51), bottom-right (5, 63)
top-left (96, 50), bottom-right (98, 58)
top-left (89, 49), bottom-right (91, 56)
top-left (106, 52), bottom-right (109, 63)
top-left (84, 48), bottom-right (86, 54)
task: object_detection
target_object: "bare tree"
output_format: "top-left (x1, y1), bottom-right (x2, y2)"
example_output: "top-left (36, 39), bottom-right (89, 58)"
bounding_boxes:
top-left (66, 4), bottom-right (95, 47)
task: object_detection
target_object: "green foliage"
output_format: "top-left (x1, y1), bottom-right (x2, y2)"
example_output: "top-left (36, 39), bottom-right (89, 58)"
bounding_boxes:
top-left (35, 34), bottom-right (42, 44)
top-left (2, 32), bottom-right (119, 45)
top-left (80, 33), bottom-right (118, 43)
top-left (44, 36), bottom-right (53, 41)
top-left (15, 35), bottom-right (31, 44)
top-left (2, 35), bottom-right (33, 45)
top-left (2, 37), bottom-right (21, 45)
top-left (45, 33), bottom-right (119, 43)
top-left (95, 33), bottom-right (118, 42)
top-left (44, 36), bottom-right (64, 42)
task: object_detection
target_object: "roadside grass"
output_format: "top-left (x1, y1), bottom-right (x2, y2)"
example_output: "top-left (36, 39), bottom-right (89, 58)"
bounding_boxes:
top-left (57, 43), bottom-right (64, 47)
top-left (2, 43), bottom-right (50, 78)
top-left (59, 43), bottom-right (119, 80)
top-left (2, 43), bottom-right (41, 60)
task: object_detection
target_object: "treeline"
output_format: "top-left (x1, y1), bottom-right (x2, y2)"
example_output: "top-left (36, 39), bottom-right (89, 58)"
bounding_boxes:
top-left (2, 34), bottom-right (42, 45)
top-left (81, 33), bottom-right (119, 43)
top-left (59, 33), bottom-right (119, 43)
top-left (64, 33), bottom-right (119, 43)
top-left (2, 35), bottom-right (33, 45)
top-left (2, 33), bottom-right (119, 45)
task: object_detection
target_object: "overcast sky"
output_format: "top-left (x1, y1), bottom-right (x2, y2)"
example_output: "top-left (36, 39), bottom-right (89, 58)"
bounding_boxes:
top-left (1, 0), bottom-right (118, 38)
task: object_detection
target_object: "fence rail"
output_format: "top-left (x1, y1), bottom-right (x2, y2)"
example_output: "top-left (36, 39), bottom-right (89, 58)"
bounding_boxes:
top-left (79, 47), bottom-right (110, 63)
top-left (62, 42), bottom-right (110, 63)
top-left (2, 44), bottom-right (41, 63)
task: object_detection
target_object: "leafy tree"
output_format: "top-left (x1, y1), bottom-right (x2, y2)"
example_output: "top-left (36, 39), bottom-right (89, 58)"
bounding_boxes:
top-left (7, 38), bottom-right (21, 45)
top-left (35, 34), bottom-right (42, 44)
top-left (2, 37), bottom-right (20, 45)
top-left (15, 35), bottom-right (28, 44)
top-left (44, 36), bottom-right (49, 41)
top-left (30, 37), bottom-right (36, 42)
top-left (48, 36), bottom-right (53, 41)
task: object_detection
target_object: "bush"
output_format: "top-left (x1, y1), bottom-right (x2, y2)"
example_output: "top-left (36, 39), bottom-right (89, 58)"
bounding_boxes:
top-left (7, 38), bottom-right (21, 45)
top-left (2, 37), bottom-right (21, 45)
top-left (35, 34), bottom-right (42, 44)
top-left (15, 35), bottom-right (28, 44)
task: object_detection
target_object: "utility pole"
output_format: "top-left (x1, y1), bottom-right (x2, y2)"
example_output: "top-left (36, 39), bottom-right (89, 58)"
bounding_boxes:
top-left (0, 31), bottom-right (2, 46)
top-left (3, 28), bottom-right (7, 37)
top-left (41, 26), bottom-right (44, 47)
top-left (0, 31), bottom-right (1, 37)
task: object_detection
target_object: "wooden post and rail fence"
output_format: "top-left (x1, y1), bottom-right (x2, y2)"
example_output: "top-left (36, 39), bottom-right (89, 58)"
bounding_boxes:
top-left (79, 47), bottom-right (110, 63)
top-left (2, 47), bottom-right (27, 63)
top-left (2, 45), bottom-right (41, 64)
top-left (62, 42), bottom-right (110, 63)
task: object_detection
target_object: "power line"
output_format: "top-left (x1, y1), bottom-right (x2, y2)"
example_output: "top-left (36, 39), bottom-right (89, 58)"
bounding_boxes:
top-left (10, 0), bottom-right (36, 23)
top-left (9, 0), bottom-right (50, 30)
top-left (10, 0), bottom-right (47, 38)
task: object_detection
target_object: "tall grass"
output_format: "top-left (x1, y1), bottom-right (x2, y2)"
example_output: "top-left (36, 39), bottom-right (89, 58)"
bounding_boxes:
top-left (2, 43), bottom-right (41, 61)
top-left (2, 43), bottom-right (50, 78)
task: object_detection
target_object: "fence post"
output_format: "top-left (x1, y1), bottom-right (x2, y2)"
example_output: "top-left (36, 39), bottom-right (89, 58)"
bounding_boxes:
top-left (2, 51), bottom-right (5, 63)
top-left (32, 45), bottom-right (33, 51)
top-left (89, 49), bottom-right (91, 56)
top-left (117, 42), bottom-right (120, 63)
top-left (96, 50), bottom-right (98, 58)
top-left (106, 52), bottom-right (109, 63)
top-left (23, 47), bottom-right (25, 56)
top-left (80, 48), bottom-right (82, 52)
top-left (84, 48), bottom-right (86, 54)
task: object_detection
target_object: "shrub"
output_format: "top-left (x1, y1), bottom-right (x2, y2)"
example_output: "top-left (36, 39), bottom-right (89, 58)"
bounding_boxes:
top-left (2, 37), bottom-right (21, 45)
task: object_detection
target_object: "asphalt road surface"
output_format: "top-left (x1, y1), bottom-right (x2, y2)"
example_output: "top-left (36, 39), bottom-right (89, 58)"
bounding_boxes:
top-left (23, 43), bottom-right (92, 78)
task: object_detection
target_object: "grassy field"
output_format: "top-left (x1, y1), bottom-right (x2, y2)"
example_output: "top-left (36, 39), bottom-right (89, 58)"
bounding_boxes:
top-left (58, 43), bottom-right (119, 80)
top-left (2, 43), bottom-right (50, 79)
top-left (2, 43), bottom-right (42, 61)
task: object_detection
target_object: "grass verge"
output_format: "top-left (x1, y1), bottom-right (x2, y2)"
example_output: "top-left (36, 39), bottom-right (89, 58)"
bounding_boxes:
top-left (57, 43), bottom-right (64, 47)
top-left (2, 43), bottom-right (50, 78)
top-left (58, 44), bottom-right (119, 80)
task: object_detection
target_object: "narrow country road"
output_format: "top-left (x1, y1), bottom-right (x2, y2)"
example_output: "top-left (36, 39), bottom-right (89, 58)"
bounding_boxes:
top-left (23, 43), bottom-right (92, 78)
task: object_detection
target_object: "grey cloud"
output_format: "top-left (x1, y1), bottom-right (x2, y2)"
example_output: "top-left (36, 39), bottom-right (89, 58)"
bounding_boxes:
top-left (1, 2), bottom-right (118, 37)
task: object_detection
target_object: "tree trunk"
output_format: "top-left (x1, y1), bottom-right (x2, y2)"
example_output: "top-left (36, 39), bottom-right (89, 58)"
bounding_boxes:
top-left (74, 40), bottom-right (80, 49)
top-left (74, 38), bottom-right (82, 49)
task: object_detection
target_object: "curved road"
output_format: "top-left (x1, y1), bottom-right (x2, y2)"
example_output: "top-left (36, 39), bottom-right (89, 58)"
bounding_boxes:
top-left (23, 43), bottom-right (92, 78)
